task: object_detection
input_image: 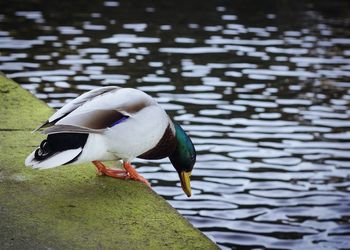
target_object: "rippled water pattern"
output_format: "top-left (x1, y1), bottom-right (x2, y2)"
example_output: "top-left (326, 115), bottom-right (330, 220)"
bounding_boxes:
top-left (1, 1), bottom-right (350, 249)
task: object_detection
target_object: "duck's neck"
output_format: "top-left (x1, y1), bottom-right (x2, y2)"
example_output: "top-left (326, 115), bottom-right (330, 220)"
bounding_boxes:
top-left (138, 124), bottom-right (177, 160)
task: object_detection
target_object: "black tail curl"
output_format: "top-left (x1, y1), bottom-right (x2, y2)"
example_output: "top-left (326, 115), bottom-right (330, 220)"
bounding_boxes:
top-left (34, 139), bottom-right (52, 160)
top-left (34, 133), bottom-right (89, 161)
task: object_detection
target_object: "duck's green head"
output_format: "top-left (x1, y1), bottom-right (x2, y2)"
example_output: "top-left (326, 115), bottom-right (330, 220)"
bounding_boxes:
top-left (169, 121), bottom-right (196, 197)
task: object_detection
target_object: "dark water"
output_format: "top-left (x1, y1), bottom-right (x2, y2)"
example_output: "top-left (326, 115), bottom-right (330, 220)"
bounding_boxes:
top-left (1, 0), bottom-right (350, 249)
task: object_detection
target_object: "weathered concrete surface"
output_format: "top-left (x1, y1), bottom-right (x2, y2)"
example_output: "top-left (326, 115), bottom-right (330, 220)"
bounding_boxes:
top-left (0, 75), bottom-right (218, 250)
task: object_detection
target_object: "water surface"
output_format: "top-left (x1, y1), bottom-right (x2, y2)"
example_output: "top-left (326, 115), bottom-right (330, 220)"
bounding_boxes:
top-left (1, 0), bottom-right (350, 249)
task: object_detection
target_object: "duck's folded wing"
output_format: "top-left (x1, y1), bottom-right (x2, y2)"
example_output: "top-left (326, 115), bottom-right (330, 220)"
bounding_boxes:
top-left (41, 88), bottom-right (153, 135)
top-left (41, 109), bottom-right (129, 134)
top-left (33, 86), bottom-right (120, 132)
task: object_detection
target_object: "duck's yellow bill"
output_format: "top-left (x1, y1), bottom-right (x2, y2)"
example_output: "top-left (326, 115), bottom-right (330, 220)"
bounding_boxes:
top-left (180, 171), bottom-right (192, 197)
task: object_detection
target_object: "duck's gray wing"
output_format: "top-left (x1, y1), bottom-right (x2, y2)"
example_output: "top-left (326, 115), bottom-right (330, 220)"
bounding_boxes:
top-left (32, 86), bottom-right (120, 132)
top-left (41, 88), bottom-right (154, 135)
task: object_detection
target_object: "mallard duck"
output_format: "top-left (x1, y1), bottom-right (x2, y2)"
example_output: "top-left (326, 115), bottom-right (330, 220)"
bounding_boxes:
top-left (25, 87), bottom-right (196, 197)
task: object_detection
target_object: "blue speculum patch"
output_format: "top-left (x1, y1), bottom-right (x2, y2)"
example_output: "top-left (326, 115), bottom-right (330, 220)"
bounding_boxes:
top-left (110, 116), bottom-right (129, 127)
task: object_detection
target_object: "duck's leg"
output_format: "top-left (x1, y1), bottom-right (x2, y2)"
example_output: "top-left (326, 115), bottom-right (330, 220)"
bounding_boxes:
top-left (92, 161), bottom-right (129, 179)
top-left (92, 161), bottom-right (150, 187)
top-left (123, 162), bottom-right (150, 187)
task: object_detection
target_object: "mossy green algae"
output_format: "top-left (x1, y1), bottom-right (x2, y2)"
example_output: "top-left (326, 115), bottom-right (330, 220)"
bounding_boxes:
top-left (0, 75), bottom-right (218, 250)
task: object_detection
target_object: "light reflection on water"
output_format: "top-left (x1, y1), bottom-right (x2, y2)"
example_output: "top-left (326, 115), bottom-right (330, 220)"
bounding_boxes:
top-left (1, 0), bottom-right (350, 249)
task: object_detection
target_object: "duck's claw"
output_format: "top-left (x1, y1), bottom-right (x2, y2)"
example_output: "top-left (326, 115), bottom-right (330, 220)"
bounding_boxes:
top-left (123, 162), bottom-right (151, 187)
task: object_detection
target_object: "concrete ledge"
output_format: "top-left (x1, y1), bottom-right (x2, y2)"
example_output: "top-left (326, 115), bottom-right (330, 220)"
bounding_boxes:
top-left (0, 75), bottom-right (217, 249)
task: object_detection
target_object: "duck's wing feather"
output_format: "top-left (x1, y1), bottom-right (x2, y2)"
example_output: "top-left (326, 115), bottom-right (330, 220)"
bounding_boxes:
top-left (41, 88), bottom-right (155, 135)
top-left (33, 86), bottom-right (121, 132)
top-left (41, 125), bottom-right (104, 134)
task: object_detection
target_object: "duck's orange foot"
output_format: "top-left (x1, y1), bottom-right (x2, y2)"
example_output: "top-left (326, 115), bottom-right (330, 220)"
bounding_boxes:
top-left (123, 162), bottom-right (151, 187)
top-left (92, 161), bottom-right (129, 179)
top-left (92, 161), bottom-right (150, 187)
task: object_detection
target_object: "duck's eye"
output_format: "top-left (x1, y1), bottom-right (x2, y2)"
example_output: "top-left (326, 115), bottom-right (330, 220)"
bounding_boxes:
top-left (191, 154), bottom-right (196, 161)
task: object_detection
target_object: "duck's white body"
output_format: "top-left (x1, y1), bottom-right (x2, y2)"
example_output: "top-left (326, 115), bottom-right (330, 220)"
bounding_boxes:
top-left (25, 87), bottom-right (174, 169)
